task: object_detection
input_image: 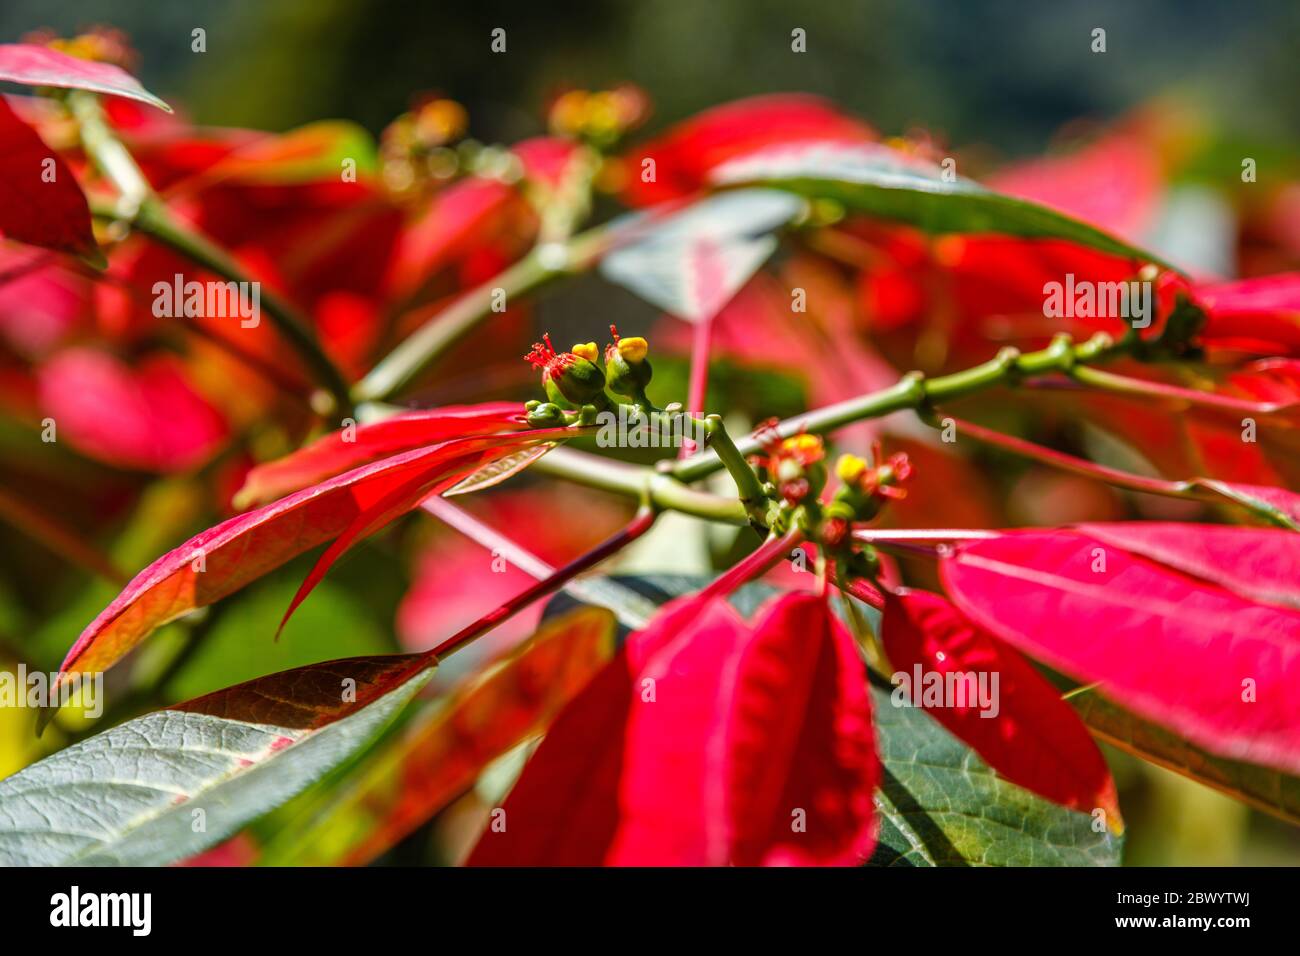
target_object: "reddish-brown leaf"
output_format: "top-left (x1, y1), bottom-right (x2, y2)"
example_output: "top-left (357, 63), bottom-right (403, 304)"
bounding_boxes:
top-left (266, 605), bottom-right (617, 865)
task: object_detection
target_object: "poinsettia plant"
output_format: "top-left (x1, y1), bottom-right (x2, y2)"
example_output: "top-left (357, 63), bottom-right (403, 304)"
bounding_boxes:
top-left (2, 28), bottom-right (1300, 868)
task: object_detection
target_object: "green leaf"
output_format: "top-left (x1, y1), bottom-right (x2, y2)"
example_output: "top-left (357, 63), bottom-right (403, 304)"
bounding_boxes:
top-left (709, 142), bottom-right (1178, 270)
top-left (547, 573), bottom-right (1120, 866)
top-left (599, 188), bottom-right (806, 322)
top-left (869, 679), bottom-right (1121, 866)
top-left (0, 654), bottom-right (434, 866)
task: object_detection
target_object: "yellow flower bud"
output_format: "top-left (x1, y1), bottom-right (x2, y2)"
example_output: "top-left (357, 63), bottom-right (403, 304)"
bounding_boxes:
top-left (782, 434), bottom-right (823, 461)
top-left (616, 336), bottom-right (649, 364)
top-left (572, 342), bottom-right (599, 362)
top-left (836, 454), bottom-right (868, 484)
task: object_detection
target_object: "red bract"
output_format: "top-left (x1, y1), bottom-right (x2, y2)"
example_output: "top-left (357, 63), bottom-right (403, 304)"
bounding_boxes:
top-left (986, 127), bottom-right (1164, 243)
top-left (1076, 522), bottom-right (1300, 610)
top-left (37, 348), bottom-right (228, 472)
top-left (59, 427), bottom-right (570, 686)
top-left (383, 177), bottom-right (517, 302)
top-left (882, 588), bottom-right (1120, 824)
top-left (0, 42), bottom-right (169, 110)
top-left (0, 96), bottom-right (98, 259)
top-left (621, 94), bottom-right (874, 206)
top-left (234, 401), bottom-right (526, 507)
top-left (1188, 273), bottom-right (1300, 354)
top-left (853, 124), bottom-right (1165, 351)
top-left (940, 527), bottom-right (1300, 774)
top-left (1184, 358), bottom-right (1300, 489)
top-left (468, 591), bottom-right (879, 866)
top-left (0, 247), bottom-right (91, 357)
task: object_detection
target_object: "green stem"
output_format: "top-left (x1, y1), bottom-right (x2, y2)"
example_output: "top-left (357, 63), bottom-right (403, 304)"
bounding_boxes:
top-left (702, 416), bottom-right (768, 522)
top-left (132, 201), bottom-right (355, 418)
top-left (529, 447), bottom-right (749, 525)
top-left (354, 224), bottom-right (615, 403)
top-left (74, 92), bottom-right (354, 419)
top-left (672, 331), bottom-right (1122, 483)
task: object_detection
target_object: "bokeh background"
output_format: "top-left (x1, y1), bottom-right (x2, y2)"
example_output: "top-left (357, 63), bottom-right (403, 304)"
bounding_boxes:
top-left (3, 0), bottom-right (1299, 866)
top-left (6, 0), bottom-right (1299, 155)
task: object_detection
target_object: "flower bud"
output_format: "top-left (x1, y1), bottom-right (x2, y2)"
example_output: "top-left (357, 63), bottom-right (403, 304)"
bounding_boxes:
top-left (525, 334), bottom-right (607, 406)
top-left (831, 447), bottom-right (913, 520)
top-left (751, 423), bottom-right (827, 505)
top-left (603, 324), bottom-right (653, 397)
top-left (525, 402), bottom-right (566, 428)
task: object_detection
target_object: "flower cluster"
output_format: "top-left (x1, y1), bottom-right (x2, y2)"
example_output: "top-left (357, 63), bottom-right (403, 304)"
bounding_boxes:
top-left (523, 325), bottom-right (652, 425)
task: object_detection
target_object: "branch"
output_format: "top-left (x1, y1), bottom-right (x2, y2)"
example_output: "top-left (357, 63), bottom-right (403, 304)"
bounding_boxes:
top-left (353, 224), bottom-right (616, 403)
top-left (532, 447), bottom-right (749, 524)
top-left (426, 507), bottom-right (656, 660)
top-left (672, 332), bottom-right (1122, 483)
top-left (74, 92), bottom-right (355, 418)
top-left (933, 413), bottom-right (1299, 530)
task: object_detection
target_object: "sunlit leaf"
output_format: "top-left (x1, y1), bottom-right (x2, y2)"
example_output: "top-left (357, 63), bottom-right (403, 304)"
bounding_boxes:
top-left (0, 654), bottom-right (434, 865)
top-left (0, 43), bottom-right (170, 111)
top-left (710, 141), bottom-right (1175, 268)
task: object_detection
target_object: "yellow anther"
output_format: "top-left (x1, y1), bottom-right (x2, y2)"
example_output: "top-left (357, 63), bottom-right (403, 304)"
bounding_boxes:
top-left (616, 336), bottom-right (649, 363)
top-left (835, 453), bottom-right (868, 484)
top-left (783, 433), bottom-right (823, 456)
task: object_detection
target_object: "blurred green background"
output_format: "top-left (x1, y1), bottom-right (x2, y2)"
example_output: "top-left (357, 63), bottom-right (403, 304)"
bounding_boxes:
top-left (4, 0), bottom-right (1298, 156)
top-left (4, 0), bottom-right (1298, 866)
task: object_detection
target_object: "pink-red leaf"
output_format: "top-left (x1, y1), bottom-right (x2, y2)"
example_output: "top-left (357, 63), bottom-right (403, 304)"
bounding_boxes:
top-left (0, 97), bottom-right (98, 259)
top-left (941, 528), bottom-right (1300, 775)
top-left (468, 591), bottom-right (878, 866)
top-left (1191, 273), bottom-right (1300, 353)
top-left (1077, 521), bottom-right (1300, 610)
top-left (0, 43), bottom-right (170, 110)
top-left (38, 348), bottom-right (228, 472)
top-left (60, 429), bottom-right (564, 684)
top-left (234, 402), bottom-right (526, 508)
top-left (621, 94), bottom-right (874, 206)
top-left (882, 588), bottom-right (1120, 825)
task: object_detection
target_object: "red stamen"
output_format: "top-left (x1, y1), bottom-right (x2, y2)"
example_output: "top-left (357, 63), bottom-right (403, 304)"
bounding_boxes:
top-left (525, 333), bottom-right (558, 370)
